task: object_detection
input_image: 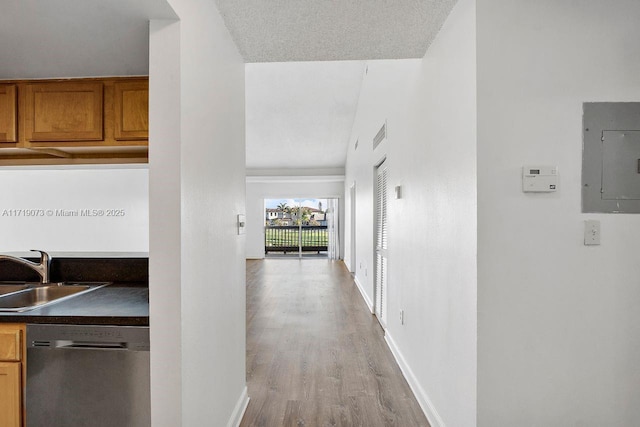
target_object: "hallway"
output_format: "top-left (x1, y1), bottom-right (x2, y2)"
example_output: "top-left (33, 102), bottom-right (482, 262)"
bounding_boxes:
top-left (241, 259), bottom-right (430, 426)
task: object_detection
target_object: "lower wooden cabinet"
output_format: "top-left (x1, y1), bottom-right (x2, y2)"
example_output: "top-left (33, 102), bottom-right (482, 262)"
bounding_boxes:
top-left (0, 324), bottom-right (25, 427)
top-left (0, 362), bottom-right (21, 427)
top-left (0, 325), bottom-right (22, 361)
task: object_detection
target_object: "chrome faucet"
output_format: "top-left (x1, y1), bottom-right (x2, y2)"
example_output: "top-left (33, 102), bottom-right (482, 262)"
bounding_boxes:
top-left (0, 250), bottom-right (51, 284)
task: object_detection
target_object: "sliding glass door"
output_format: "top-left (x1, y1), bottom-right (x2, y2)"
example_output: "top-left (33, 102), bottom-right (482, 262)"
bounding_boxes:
top-left (264, 198), bottom-right (336, 259)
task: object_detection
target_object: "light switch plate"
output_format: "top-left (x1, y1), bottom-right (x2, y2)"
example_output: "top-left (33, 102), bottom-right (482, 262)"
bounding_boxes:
top-left (584, 220), bottom-right (600, 245)
top-left (237, 214), bottom-right (246, 235)
top-left (394, 185), bottom-right (402, 199)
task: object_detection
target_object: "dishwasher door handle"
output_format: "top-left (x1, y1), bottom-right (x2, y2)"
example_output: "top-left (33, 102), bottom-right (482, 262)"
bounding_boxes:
top-left (55, 340), bottom-right (128, 350)
top-left (27, 324), bottom-right (151, 352)
top-left (31, 340), bottom-right (130, 350)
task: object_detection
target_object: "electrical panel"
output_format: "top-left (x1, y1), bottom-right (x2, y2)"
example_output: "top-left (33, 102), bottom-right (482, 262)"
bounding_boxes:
top-left (601, 131), bottom-right (640, 200)
top-left (583, 102), bottom-right (640, 213)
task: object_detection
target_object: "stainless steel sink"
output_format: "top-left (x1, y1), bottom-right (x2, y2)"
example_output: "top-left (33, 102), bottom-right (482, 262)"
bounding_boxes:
top-left (0, 283), bottom-right (30, 296)
top-left (0, 283), bottom-right (109, 312)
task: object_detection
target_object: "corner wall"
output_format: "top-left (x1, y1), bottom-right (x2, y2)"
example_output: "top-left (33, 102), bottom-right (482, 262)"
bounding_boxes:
top-left (150, 0), bottom-right (247, 424)
top-left (149, 18), bottom-right (182, 427)
top-left (344, 0), bottom-right (477, 425)
top-left (477, 0), bottom-right (640, 425)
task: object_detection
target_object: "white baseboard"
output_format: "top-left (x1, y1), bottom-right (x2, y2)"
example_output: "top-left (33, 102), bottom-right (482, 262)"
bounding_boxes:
top-left (353, 275), bottom-right (374, 313)
top-left (227, 386), bottom-right (250, 427)
top-left (384, 332), bottom-right (445, 427)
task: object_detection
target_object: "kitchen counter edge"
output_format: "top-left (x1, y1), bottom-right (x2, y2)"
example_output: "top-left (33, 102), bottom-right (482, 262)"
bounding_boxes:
top-left (0, 285), bottom-right (149, 326)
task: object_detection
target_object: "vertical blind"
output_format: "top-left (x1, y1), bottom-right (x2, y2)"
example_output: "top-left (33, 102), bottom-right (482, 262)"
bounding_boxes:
top-left (375, 163), bottom-right (388, 323)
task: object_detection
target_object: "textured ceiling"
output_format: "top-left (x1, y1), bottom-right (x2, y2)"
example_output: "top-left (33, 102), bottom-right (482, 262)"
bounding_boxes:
top-left (245, 61), bottom-right (365, 171)
top-left (215, 0), bottom-right (458, 62)
top-left (0, 0), bottom-right (175, 79)
top-left (226, 0), bottom-right (459, 172)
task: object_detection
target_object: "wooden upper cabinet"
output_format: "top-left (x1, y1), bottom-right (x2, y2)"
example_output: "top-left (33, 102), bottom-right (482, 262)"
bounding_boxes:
top-left (0, 85), bottom-right (18, 143)
top-left (0, 78), bottom-right (148, 164)
top-left (114, 80), bottom-right (148, 141)
top-left (24, 82), bottom-right (103, 142)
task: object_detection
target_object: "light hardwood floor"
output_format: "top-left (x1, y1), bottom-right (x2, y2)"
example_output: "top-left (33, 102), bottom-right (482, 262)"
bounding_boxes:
top-left (240, 259), bottom-right (430, 427)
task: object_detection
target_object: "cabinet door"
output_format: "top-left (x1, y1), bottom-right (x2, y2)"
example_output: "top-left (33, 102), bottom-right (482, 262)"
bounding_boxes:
top-left (24, 82), bottom-right (103, 142)
top-left (0, 325), bottom-right (21, 362)
top-left (0, 362), bottom-right (21, 427)
top-left (0, 84), bottom-right (17, 143)
top-left (114, 81), bottom-right (148, 141)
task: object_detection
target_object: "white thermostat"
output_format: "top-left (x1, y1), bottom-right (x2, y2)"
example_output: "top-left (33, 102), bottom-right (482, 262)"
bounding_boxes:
top-left (522, 165), bottom-right (558, 192)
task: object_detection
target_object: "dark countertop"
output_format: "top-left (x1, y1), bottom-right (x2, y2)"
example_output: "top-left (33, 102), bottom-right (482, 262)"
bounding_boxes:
top-left (0, 285), bottom-right (149, 326)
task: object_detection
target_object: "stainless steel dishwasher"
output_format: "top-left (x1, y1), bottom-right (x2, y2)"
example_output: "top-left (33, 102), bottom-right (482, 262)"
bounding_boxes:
top-left (26, 324), bottom-right (150, 427)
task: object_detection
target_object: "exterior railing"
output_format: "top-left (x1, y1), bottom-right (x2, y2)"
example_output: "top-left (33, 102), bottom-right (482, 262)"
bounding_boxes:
top-left (265, 225), bottom-right (328, 253)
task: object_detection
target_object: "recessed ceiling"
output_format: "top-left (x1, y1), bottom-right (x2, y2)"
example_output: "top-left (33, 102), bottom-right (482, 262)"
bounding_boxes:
top-left (0, 0), bottom-right (176, 79)
top-left (215, 0), bottom-right (458, 62)
top-left (245, 61), bottom-right (365, 171)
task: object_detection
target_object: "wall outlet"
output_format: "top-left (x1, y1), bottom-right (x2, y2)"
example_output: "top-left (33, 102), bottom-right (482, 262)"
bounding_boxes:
top-left (400, 309), bottom-right (405, 325)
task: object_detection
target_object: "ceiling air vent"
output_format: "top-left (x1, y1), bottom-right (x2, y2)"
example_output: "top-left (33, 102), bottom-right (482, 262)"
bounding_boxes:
top-left (373, 122), bottom-right (387, 150)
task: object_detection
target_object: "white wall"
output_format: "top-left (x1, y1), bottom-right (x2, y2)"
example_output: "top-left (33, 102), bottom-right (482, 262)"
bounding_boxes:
top-left (344, 0), bottom-right (477, 425)
top-left (477, 0), bottom-right (640, 425)
top-left (149, 18), bottom-right (183, 427)
top-left (150, 0), bottom-right (247, 425)
top-left (245, 177), bottom-right (344, 259)
top-left (0, 166), bottom-right (148, 252)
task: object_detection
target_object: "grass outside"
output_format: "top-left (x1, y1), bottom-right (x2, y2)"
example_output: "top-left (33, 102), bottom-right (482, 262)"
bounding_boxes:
top-left (265, 228), bottom-right (328, 247)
